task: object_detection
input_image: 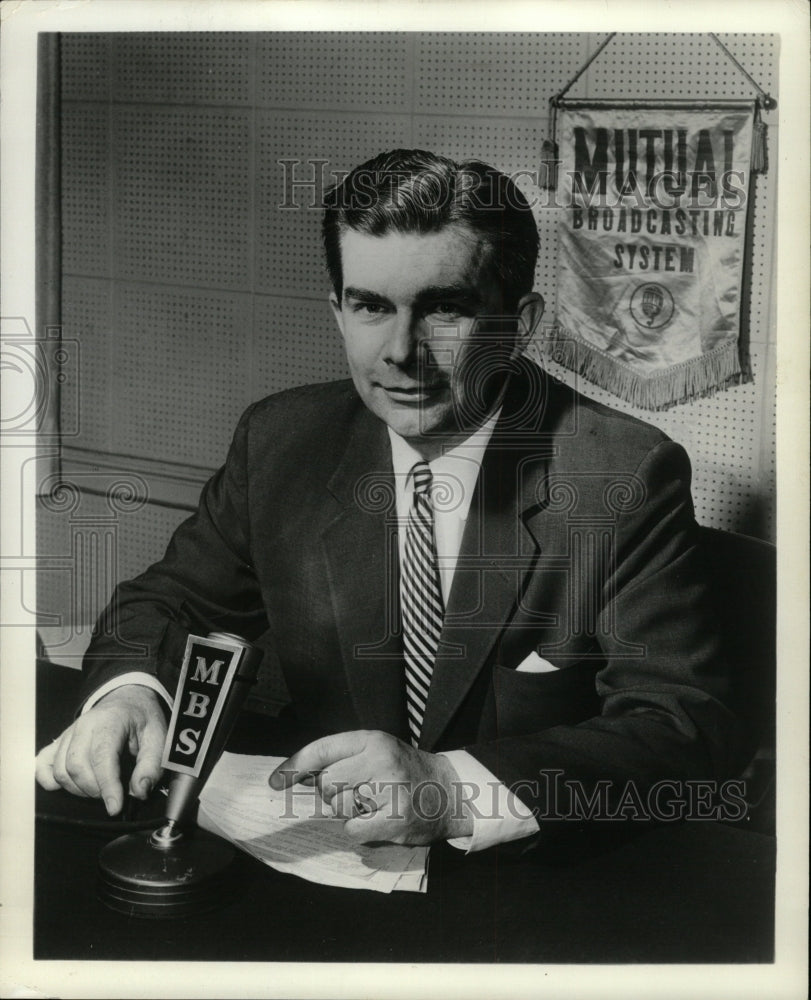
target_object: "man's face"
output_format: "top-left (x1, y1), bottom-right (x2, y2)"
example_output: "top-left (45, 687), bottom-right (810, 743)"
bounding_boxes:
top-left (330, 224), bottom-right (535, 457)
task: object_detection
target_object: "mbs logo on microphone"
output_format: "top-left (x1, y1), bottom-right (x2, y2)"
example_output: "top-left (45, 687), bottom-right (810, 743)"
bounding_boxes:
top-left (162, 637), bottom-right (241, 777)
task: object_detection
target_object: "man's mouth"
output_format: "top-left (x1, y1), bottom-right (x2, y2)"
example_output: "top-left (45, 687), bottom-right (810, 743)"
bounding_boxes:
top-left (380, 383), bottom-right (446, 402)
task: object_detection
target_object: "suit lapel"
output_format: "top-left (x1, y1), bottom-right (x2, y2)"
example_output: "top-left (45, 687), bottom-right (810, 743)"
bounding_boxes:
top-left (417, 363), bottom-right (555, 750)
top-left (320, 408), bottom-right (409, 739)
top-left (318, 360), bottom-right (561, 749)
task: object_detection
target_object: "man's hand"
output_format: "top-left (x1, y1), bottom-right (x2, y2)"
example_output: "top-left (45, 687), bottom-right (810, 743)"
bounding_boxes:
top-left (35, 685), bottom-right (167, 816)
top-left (269, 730), bottom-right (474, 845)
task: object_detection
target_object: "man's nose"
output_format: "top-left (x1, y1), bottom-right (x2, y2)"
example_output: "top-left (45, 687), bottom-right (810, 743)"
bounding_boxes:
top-left (382, 311), bottom-right (424, 367)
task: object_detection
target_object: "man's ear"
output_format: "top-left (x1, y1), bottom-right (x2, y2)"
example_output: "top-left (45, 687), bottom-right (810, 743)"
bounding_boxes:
top-left (329, 292), bottom-right (345, 337)
top-left (515, 292), bottom-right (545, 354)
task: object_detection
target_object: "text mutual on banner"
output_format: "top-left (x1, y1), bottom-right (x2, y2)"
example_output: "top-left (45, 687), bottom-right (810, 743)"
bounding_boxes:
top-left (551, 103), bottom-right (756, 410)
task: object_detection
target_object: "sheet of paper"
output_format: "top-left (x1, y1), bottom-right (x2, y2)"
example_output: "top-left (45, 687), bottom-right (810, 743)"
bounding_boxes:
top-left (198, 752), bottom-right (428, 893)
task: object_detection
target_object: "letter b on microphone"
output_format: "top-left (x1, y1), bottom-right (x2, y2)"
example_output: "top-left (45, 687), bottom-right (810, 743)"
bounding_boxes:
top-left (162, 636), bottom-right (243, 776)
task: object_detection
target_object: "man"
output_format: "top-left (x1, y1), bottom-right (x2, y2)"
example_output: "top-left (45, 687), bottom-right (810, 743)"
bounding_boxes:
top-left (36, 149), bottom-right (742, 849)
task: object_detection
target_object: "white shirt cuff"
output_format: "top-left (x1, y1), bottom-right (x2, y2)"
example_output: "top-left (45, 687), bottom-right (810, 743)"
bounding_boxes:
top-left (439, 749), bottom-right (539, 853)
top-left (81, 671), bottom-right (173, 714)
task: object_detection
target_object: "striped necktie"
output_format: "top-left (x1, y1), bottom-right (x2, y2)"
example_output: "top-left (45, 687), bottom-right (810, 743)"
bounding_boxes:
top-left (401, 461), bottom-right (444, 747)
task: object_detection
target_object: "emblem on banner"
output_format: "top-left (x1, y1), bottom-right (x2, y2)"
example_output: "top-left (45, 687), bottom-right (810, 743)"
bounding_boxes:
top-left (630, 283), bottom-right (675, 330)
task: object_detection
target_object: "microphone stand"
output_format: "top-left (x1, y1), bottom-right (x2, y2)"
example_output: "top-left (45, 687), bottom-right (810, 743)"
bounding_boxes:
top-left (97, 632), bottom-right (262, 918)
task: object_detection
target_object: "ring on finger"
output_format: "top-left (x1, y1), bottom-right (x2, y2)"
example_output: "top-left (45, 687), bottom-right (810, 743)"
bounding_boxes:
top-left (352, 783), bottom-right (375, 817)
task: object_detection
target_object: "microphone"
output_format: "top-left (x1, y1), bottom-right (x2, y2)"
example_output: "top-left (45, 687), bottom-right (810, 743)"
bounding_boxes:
top-left (98, 631), bottom-right (262, 918)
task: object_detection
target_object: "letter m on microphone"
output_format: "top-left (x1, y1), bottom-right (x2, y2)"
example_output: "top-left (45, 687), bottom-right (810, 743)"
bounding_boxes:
top-left (161, 635), bottom-right (242, 777)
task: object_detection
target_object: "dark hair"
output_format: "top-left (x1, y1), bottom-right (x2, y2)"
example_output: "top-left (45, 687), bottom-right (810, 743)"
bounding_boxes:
top-left (322, 148), bottom-right (539, 311)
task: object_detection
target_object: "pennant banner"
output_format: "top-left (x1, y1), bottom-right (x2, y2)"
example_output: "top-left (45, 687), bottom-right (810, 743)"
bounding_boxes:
top-left (552, 103), bottom-right (755, 410)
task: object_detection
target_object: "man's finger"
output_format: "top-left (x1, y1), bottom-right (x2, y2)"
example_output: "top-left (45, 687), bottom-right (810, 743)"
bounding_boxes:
top-left (269, 731), bottom-right (370, 789)
top-left (34, 740), bottom-right (62, 791)
top-left (314, 758), bottom-right (362, 805)
top-left (87, 730), bottom-right (127, 815)
top-left (50, 733), bottom-right (92, 799)
top-left (129, 714), bottom-right (167, 799)
top-left (330, 787), bottom-right (358, 821)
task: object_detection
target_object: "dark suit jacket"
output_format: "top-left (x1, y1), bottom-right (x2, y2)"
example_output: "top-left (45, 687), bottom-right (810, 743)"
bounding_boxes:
top-left (82, 359), bottom-right (743, 820)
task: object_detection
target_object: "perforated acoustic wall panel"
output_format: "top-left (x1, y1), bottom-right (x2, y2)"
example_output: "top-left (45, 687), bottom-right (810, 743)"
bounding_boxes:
top-left (113, 108), bottom-right (252, 289)
top-left (46, 32), bottom-right (777, 711)
top-left (37, 493), bottom-right (192, 663)
top-left (255, 111), bottom-right (412, 298)
top-left (256, 33), bottom-right (411, 111)
top-left (112, 284), bottom-right (253, 465)
top-left (745, 145), bottom-right (778, 347)
top-left (112, 33), bottom-right (251, 106)
top-left (583, 33), bottom-right (778, 101)
top-left (536, 340), bottom-right (775, 539)
top-left (253, 296), bottom-right (348, 398)
top-left (61, 105), bottom-right (109, 276)
top-left (60, 32), bottom-right (109, 102)
top-left (412, 117), bottom-right (546, 197)
top-left (414, 33), bottom-right (589, 116)
top-left (60, 276), bottom-right (112, 453)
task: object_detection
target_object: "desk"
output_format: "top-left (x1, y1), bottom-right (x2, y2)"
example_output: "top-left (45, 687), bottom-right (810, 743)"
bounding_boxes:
top-left (35, 663), bottom-right (774, 963)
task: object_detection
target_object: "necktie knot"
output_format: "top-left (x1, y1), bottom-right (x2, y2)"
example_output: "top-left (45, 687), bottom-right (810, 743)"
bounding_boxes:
top-left (411, 461), bottom-right (432, 498)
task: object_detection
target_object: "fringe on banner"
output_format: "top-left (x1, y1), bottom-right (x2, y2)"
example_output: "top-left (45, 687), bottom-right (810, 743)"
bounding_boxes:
top-left (539, 139), bottom-right (558, 190)
top-left (544, 328), bottom-right (747, 411)
top-left (750, 103), bottom-right (768, 173)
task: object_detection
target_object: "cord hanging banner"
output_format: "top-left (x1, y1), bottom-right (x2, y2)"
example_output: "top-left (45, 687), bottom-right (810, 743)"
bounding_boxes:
top-left (549, 101), bottom-right (757, 410)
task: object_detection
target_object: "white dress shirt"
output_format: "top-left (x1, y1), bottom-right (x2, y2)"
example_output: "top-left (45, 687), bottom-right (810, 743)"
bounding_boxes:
top-left (85, 411), bottom-right (540, 851)
top-left (387, 416), bottom-right (539, 851)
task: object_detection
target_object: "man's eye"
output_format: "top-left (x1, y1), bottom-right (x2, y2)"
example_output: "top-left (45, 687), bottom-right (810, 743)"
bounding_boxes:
top-left (354, 302), bottom-right (389, 316)
top-left (429, 303), bottom-right (463, 318)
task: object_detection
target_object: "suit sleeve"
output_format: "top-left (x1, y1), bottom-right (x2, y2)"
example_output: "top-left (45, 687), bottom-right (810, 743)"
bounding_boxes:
top-left (465, 439), bottom-right (746, 824)
top-left (78, 402), bottom-right (268, 708)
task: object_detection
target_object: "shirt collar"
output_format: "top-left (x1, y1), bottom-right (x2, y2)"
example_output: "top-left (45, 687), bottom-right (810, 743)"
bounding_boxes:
top-left (387, 409), bottom-right (501, 514)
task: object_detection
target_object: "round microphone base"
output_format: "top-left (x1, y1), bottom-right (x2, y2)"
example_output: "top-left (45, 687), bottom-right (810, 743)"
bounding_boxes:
top-left (98, 826), bottom-right (236, 919)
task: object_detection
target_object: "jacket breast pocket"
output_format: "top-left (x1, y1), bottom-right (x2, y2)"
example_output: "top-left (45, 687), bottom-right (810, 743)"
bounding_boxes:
top-left (493, 658), bottom-right (602, 738)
